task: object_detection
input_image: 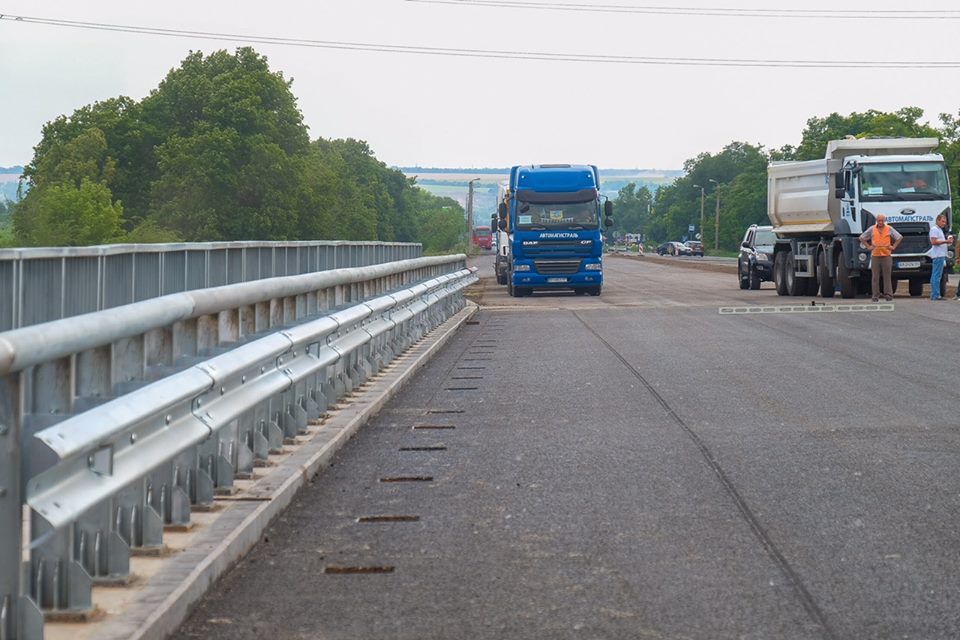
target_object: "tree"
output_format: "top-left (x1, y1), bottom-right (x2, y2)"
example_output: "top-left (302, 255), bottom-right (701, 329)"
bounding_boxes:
top-left (650, 142), bottom-right (768, 249)
top-left (15, 178), bottom-right (122, 246)
top-left (408, 191), bottom-right (466, 254)
top-left (612, 183), bottom-right (653, 238)
top-left (794, 107), bottom-right (941, 161)
top-left (14, 128), bottom-right (125, 246)
top-left (14, 45), bottom-right (507, 253)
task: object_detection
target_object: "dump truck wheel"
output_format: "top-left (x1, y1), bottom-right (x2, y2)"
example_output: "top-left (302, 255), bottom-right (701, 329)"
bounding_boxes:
top-left (818, 250), bottom-right (835, 298)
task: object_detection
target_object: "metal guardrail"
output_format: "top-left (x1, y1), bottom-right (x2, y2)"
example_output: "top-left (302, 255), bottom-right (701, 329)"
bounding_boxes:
top-left (0, 254), bottom-right (474, 640)
top-left (0, 241), bottom-right (422, 331)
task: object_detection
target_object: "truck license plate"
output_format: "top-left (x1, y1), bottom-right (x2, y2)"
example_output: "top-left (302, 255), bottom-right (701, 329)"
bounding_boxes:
top-left (546, 277), bottom-right (568, 283)
top-left (897, 261), bottom-right (921, 269)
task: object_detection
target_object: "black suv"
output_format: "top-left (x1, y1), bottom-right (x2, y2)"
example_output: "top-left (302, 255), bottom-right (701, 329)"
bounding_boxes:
top-left (738, 225), bottom-right (777, 290)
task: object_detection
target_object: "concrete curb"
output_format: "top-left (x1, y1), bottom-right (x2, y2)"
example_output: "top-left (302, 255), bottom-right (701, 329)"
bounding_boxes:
top-left (92, 302), bottom-right (478, 640)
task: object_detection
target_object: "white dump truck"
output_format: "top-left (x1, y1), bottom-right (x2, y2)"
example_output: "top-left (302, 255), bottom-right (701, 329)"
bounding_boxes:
top-left (768, 137), bottom-right (954, 298)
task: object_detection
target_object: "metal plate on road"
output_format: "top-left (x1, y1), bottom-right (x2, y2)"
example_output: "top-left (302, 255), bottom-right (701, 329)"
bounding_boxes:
top-left (719, 303), bottom-right (895, 314)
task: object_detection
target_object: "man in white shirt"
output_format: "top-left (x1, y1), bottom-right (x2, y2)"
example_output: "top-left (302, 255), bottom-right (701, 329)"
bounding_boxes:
top-left (928, 213), bottom-right (952, 300)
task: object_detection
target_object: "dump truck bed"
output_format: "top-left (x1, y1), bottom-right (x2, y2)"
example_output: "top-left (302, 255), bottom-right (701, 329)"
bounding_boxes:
top-left (767, 158), bottom-right (841, 236)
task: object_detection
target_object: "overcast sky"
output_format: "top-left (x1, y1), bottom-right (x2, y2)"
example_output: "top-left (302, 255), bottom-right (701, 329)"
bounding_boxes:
top-left (3, 1), bottom-right (960, 170)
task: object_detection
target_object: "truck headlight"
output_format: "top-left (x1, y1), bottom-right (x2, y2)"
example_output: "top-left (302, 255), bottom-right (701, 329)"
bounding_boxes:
top-left (949, 251), bottom-right (956, 260)
top-left (513, 264), bottom-right (531, 272)
top-left (585, 263), bottom-right (602, 271)
top-left (858, 253), bottom-right (868, 262)
top-left (755, 252), bottom-right (768, 262)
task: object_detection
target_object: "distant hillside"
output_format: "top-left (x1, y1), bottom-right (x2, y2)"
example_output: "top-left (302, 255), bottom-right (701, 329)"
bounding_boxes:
top-left (399, 166), bottom-right (682, 226)
top-left (0, 167), bottom-right (22, 202)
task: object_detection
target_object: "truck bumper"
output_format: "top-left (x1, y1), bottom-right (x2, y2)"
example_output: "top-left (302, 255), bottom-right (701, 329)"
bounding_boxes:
top-left (511, 272), bottom-right (603, 288)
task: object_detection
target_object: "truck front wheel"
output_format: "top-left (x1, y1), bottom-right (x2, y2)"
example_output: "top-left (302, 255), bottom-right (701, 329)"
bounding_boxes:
top-left (908, 278), bottom-right (923, 297)
top-left (837, 254), bottom-right (856, 298)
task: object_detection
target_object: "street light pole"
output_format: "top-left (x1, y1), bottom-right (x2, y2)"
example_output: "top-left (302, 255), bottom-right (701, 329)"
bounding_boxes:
top-left (692, 184), bottom-right (705, 241)
top-left (708, 178), bottom-right (720, 251)
top-left (466, 178), bottom-right (480, 236)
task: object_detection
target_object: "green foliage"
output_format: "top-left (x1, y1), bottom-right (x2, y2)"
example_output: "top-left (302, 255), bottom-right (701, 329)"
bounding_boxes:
top-left (646, 142), bottom-right (768, 248)
top-left (0, 200), bottom-right (13, 247)
top-left (17, 47), bottom-right (463, 253)
top-left (15, 178), bottom-right (122, 246)
top-left (794, 107), bottom-right (940, 161)
top-left (407, 192), bottom-right (466, 254)
top-left (611, 183), bottom-right (653, 237)
top-left (122, 219), bottom-right (184, 244)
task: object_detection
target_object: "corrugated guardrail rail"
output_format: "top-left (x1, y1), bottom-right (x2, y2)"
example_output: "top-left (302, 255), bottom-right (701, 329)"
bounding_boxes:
top-left (0, 254), bottom-right (475, 640)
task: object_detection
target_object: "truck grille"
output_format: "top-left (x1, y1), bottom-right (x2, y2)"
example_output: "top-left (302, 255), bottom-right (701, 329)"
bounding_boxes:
top-left (891, 223), bottom-right (931, 254)
top-left (535, 259), bottom-right (582, 275)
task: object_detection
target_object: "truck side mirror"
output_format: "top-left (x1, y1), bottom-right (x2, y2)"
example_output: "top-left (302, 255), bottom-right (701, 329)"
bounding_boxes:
top-left (498, 203), bottom-right (507, 219)
top-left (834, 171), bottom-right (844, 189)
top-left (604, 217), bottom-right (614, 228)
top-left (741, 241), bottom-right (749, 248)
top-left (604, 201), bottom-right (613, 217)
top-left (498, 218), bottom-right (506, 231)
top-left (834, 188), bottom-right (845, 199)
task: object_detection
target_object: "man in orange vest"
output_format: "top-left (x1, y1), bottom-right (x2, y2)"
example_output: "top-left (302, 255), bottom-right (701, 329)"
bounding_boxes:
top-left (859, 214), bottom-right (903, 302)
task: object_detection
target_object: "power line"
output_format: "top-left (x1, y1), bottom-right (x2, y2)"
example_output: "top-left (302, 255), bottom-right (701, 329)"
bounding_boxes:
top-left (407, 0), bottom-right (960, 19)
top-left (3, 13), bottom-right (960, 68)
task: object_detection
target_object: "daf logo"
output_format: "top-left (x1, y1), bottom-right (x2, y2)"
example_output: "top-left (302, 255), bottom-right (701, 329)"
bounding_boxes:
top-left (900, 208), bottom-right (916, 215)
top-left (580, 240), bottom-right (592, 245)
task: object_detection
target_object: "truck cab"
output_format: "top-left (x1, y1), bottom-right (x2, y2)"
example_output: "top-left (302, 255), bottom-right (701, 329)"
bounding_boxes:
top-left (838, 152), bottom-right (953, 294)
top-left (497, 165), bottom-right (613, 297)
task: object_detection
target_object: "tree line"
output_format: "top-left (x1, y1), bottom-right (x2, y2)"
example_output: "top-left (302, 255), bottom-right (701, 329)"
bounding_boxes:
top-left (4, 47), bottom-right (467, 254)
top-left (612, 107), bottom-right (960, 252)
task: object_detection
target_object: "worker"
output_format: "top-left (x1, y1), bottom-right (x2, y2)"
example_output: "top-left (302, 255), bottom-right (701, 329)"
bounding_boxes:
top-left (859, 214), bottom-right (902, 302)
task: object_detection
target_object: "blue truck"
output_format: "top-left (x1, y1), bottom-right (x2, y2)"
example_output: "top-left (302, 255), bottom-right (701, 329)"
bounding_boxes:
top-left (495, 164), bottom-right (613, 297)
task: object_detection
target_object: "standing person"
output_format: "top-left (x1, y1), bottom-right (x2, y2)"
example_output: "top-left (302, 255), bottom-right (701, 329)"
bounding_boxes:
top-left (859, 214), bottom-right (902, 302)
top-left (928, 213), bottom-right (953, 300)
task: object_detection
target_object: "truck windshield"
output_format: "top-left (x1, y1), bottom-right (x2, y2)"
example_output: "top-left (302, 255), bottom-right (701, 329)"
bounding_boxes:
top-left (859, 162), bottom-right (950, 201)
top-left (515, 201), bottom-right (598, 230)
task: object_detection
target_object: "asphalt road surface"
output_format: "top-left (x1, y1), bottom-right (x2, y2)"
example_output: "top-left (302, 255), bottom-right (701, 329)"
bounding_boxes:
top-left (175, 254), bottom-right (960, 640)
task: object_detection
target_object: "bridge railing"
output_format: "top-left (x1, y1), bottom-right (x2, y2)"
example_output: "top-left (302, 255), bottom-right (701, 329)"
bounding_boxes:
top-left (0, 254), bottom-right (474, 640)
top-left (0, 241), bottom-right (422, 331)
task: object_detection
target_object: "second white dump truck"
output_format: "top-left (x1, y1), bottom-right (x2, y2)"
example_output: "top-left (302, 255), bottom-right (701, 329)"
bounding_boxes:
top-left (768, 137), bottom-right (954, 298)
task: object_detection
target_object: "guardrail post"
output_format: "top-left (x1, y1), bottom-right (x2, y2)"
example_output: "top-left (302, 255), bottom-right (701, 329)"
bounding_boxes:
top-left (1, 376), bottom-right (44, 640)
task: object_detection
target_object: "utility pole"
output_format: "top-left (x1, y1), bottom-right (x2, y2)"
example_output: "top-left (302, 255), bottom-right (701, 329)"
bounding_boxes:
top-left (714, 187), bottom-right (721, 250)
top-left (708, 178), bottom-right (720, 250)
top-left (466, 178), bottom-right (480, 236)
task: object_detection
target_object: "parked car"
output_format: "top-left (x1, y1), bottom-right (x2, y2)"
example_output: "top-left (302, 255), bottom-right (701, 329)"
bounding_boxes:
top-left (738, 224), bottom-right (777, 289)
top-left (656, 241), bottom-right (692, 256)
top-left (684, 240), bottom-right (704, 257)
